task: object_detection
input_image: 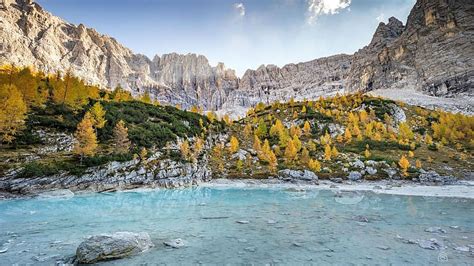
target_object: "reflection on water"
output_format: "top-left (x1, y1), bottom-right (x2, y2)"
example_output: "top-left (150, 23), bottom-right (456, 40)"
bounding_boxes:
top-left (0, 187), bottom-right (473, 265)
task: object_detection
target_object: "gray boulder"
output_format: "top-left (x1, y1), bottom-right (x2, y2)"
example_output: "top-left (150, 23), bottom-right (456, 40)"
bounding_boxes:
top-left (348, 171), bottom-right (363, 181)
top-left (418, 171), bottom-right (457, 185)
top-left (278, 169), bottom-right (318, 181)
top-left (76, 232), bottom-right (154, 264)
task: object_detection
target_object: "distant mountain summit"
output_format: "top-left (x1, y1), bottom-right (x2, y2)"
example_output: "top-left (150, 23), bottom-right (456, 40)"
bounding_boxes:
top-left (1, 0), bottom-right (473, 112)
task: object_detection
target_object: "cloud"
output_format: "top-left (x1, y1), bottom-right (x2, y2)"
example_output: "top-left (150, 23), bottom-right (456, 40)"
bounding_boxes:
top-left (307, 0), bottom-right (351, 24)
top-left (233, 3), bottom-right (246, 17)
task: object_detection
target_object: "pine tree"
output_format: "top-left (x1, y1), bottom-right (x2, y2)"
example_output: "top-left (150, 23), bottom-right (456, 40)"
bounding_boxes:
top-left (0, 84), bottom-right (27, 143)
top-left (253, 135), bottom-right (262, 152)
top-left (344, 127), bottom-right (352, 143)
top-left (73, 114), bottom-right (98, 162)
top-left (229, 136), bottom-right (239, 154)
top-left (112, 120), bottom-right (131, 154)
top-left (180, 140), bottom-right (191, 160)
top-left (364, 145), bottom-right (371, 159)
top-left (303, 121), bottom-right (311, 136)
top-left (324, 144), bottom-right (332, 161)
top-left (292, 135), bottom-right (302, 152)
top-left (398, 155), bottom-right (410, 176)
top-left (139, 147), bottom-right (148, 162)
top-left (284, 139), bottom-right (298, 162)
top-left (243, 123), bottom-right (253, 137)
top-left (331, 145), bottom-right (339, 157)
top-left (255, 118), bottom-right (268, 138)
top-left (89, 102), bottom-right (107, 130)
top-left (139, 92), bottom-right (152, 104)
top-left (300, 147), bottom-right (310, 164)
top-left (415, 160), bottom-right (422, 169)
top-left (308, 159), bottom-right (321, 172)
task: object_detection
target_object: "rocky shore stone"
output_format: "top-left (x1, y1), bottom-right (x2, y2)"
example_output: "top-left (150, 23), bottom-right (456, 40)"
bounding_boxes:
top-left (348, 171), bottom-right (363, 181)
top-left (76, 232), bottom-right (154, 264)
top-left (278, 169), bottom-right (318, 181)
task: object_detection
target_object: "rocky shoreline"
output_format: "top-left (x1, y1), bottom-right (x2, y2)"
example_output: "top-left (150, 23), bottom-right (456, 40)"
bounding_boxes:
top-left (1, 169), bottom-right (473, 200)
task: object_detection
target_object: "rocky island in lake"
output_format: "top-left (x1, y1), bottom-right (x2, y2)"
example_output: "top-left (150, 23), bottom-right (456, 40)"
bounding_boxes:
top-left (0, 0), bottom-right (473, 264)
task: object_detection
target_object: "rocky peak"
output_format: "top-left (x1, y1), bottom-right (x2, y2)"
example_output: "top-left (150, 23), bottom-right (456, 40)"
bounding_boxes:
top-left (369, 17), bottom-right (404, 47)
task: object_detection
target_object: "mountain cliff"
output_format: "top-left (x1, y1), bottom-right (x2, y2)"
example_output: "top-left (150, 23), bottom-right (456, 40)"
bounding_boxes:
top-left (1, 0), bottom-right (472, 113)
top-left (0, 0), bottom-right (238, 110)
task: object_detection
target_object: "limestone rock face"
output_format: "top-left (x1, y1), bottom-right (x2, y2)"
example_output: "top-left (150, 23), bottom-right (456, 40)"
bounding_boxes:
top-left (0, 0), bottom-right (238, 110)
top-left (1, 0), bottom-right (472, 113)
top-left (222, 54), bottom-right (352, 110)
top-left (347, 0), bottom-right (474, 97)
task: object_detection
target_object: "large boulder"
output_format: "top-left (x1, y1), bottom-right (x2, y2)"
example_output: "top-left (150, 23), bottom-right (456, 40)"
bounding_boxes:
top-left (348, 171), bottom-right (363, 181)
top-left (418, 171), bottom-right (457, 185)
top-left (76, 232), bottom-right (154, 264)
top-left (278, 169), bottom-right (318, 181)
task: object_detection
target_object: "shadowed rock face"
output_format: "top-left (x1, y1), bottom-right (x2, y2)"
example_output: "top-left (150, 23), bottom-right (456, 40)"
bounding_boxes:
top-left (347, 0), bottom-right (474, 97)
top-left (1, 0), bottom-right (472, 112)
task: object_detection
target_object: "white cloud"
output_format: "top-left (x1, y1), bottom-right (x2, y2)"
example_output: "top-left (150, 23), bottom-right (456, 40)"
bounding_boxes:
top-left (307, 0), bottom-right (351, 24)
top-left (233, 3), bottom-right (246, 17)
top-left (376, 13), bottom-right (385, 23)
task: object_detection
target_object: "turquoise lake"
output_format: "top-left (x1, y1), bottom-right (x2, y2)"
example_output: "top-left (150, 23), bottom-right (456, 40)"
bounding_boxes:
top-left (0, 187), bottom-right (473, 265)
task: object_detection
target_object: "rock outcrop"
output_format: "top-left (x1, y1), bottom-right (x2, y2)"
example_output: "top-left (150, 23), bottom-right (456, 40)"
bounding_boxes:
top-left (0, 153), bottom-right (212, 195)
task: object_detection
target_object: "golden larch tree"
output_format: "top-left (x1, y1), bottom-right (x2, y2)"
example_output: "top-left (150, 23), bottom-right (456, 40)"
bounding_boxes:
top-left (89, 102), bottom-right (107, 130)
top-left (0, 84), bottom-right (27, 143)
top-left (308, 159), bottom-right (321, 172)
top-left (284, 139), bottom-right (298, 162)
top-left (73, 114), bottom-right (98, 162)
top-left (112, 120), bottom-right (131, 154)
top-left (398, 155), bottom-right (410, 176)
top-left (229, 136), bottom-right (240, 154)
top-left (324, 144), bottom-right (332, 161)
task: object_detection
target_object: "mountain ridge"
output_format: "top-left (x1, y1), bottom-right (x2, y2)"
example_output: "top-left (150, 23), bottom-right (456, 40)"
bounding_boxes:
top-left (1, 0), bottom-right (473, 113)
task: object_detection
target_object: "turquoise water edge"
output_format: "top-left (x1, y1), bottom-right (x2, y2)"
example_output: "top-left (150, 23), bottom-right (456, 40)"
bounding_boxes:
top-left (0, 187), bottom-right (473, 265)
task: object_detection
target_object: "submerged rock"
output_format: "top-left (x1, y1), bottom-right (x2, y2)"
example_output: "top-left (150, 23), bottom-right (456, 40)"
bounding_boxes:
top-left (36, 189), bottom-right (74, 199)
top-left (76, 232), bottom-right (154, 264)
top-left (236, 220), bottom-right (250, 224)
top-left (163, 238), bottom-right (186, 249)
top-left (425, 227), bottom-right (446, 234)
top-left (418, 239), bottom-right (443, 250)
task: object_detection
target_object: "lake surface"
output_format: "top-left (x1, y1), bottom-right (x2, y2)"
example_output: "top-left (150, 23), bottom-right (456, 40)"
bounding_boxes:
top-left (0, 187), bottom-right (473, 265)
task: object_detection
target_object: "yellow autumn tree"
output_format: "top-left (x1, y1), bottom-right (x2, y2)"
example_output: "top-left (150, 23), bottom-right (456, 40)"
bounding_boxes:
top-left (193, 137), bottom-right (205, 157)
top-left (243, 123), bottom-right (253, 138)
top-left (284, 139), bottom-right (298, 162)
top-left (73, 113), bottom-right (98, 162)
top-left (331, 146), bottom-right (339, 157)
top-left (300, 147), bottom-right (310, 164)
top-left (398, 155), bottom-right (410, 176)
top-left (139, 147), bottom-right (148, 162)
top-left (89, 102), bottom-right (107, 131)
top-left (292, 134), bottom-right (302, 152)
top-left (139, 92), bottom-right (152, 104)
top-left (229, 136), bottom-right (240, 154)
top-left (303, 121), bottom-right (311, 136)
top-left (180, 140), bottom-right (191, 160)
top-left (253, 135), bottom-right (262, 152)
top-left (324, 144), bottom-right (332, 161)
top-left (364, 145), bottom-right (371, 159)
top-left (344, 128), bottom-right (352, 143)
top-left (308, 159), bottom-right (321, 172)
top-left (0, 84), bottom-right (27, 143)
top-left (112, 120), bottom-right (131, 154)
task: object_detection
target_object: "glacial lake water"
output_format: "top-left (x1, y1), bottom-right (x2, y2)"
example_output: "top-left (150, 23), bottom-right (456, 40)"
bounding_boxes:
top-left (0, 187), bottom-right (473, 265)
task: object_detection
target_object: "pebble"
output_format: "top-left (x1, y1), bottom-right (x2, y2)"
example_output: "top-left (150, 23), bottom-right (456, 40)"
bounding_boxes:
top-left (164, 238), bottom-right (186, 249)
top-left (267, 220), bottom-right (277, 224)
top-left (244, 247), bottom-right (256, 252)
top-left (449, 225), bottom-right (459, 229)
top-left (377, 246), bottom-right (390, 250)
top-left (0, 247), bottom-right (8, 253)
top-left (236, 220), bottom-right (250, 224)
top-left (292, 242), bottom-right (303, 247)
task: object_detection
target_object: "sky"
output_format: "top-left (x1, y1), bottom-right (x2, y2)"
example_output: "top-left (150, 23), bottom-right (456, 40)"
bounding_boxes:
top-left (36, 0), bottom-right (416, 77)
